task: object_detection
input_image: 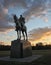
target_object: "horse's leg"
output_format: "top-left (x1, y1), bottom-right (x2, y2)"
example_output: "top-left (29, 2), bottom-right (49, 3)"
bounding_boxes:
top-left (20, 30), bottom-right (21, 40)
top-left (19, 30), bottom-right (21, 40)
top-left (18, 31), bottom-right (21, 39)
top-left (25, 30), bottom-right (28, 40)
top-left (17, 30), bottom-right (19, 39)
top-left (22, 31), bottom-right (25, 40)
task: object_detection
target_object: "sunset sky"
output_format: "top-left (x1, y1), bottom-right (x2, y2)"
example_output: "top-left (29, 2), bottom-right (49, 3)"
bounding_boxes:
top-left (0, 0), bottom-right (51, 46)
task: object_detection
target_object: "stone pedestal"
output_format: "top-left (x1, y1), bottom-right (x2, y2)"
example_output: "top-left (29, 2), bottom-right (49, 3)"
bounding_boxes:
top-left (10, 39), bottom-right (32, 58)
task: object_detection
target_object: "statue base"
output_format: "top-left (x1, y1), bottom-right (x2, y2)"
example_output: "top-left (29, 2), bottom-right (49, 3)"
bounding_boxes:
top-left (10, 39), bottom-right (32, 58)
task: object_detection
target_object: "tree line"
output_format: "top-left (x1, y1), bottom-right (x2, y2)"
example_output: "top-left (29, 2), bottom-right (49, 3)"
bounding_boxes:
top-left (0, 45), bottom-right (11, 51)
top-left (32, 42), bottom-right (51, 50)
top-left (0, 42), bottom-right (51, 51)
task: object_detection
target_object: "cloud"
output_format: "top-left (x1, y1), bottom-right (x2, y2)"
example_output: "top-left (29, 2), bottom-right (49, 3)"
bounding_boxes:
top-left (43, 17), bottom-right (48, 22)
top-left (47, 0), bottom-right (51, 9)
top-left (0, 0), bottom-right (51, 32)
top-left (0, 41), bottom-right (4, 45)
top-left (23, 0), bottom-right (47, 20)
top-left (3, 8), bottom-right (8, 14)
top-left (0, 0), bottom-right (28, 32)
top-left (29, 27), bottom-right (51, 41)
top-left (0, 2), bottom-right (15, 32)
top-left (3, 0), bottom-right (27, 8)
top-left (22, 0), bottom-right (51, 21)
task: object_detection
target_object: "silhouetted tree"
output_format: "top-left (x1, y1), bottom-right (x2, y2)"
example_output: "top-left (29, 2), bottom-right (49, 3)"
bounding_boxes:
top-left (0, 45), bottom-right (11, 51)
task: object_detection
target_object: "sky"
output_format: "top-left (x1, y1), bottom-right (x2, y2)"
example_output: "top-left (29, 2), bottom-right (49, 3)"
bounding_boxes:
top-left (0, 0), bottom-right (51, 46)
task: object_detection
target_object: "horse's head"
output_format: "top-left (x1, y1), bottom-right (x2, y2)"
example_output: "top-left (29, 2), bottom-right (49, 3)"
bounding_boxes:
top-left (13, 14), bottom-right (18, 24)
top-left (13, 15), bottom-right (17, 20)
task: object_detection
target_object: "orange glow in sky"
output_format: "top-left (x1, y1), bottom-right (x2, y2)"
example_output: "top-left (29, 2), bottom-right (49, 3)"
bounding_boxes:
top-left (29, 32), bottom-right (51, 46)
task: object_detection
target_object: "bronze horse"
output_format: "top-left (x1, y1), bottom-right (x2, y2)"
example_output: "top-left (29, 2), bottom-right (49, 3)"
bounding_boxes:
top-left (13, 15), bottom-right (28, 40)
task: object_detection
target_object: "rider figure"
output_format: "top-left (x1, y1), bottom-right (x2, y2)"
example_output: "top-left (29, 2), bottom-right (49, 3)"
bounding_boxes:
top-left (19, 15), bottom-right (25, 28)
top-left (13, 14), bottom-right (28, 40)
top-left (19, 15), bottom-right (28, 40)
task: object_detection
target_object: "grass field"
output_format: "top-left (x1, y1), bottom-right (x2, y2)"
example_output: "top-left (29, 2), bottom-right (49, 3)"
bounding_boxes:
top-left (0, 51), bottom-right (10, 57)
top-left (0, 50), bottom-right (51, 65)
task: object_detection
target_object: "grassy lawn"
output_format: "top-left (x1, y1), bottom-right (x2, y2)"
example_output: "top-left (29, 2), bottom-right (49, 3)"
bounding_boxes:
top-left (0, 50), bottom-right (51, 65)
top-left (32, 50), bottom-right (51, 55)
top-left (0, 51), bottom-right (10, 57)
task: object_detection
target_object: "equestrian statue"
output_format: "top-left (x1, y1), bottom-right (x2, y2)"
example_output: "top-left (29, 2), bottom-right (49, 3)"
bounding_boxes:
top-left (13, 14), bottom-right (28, 40)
